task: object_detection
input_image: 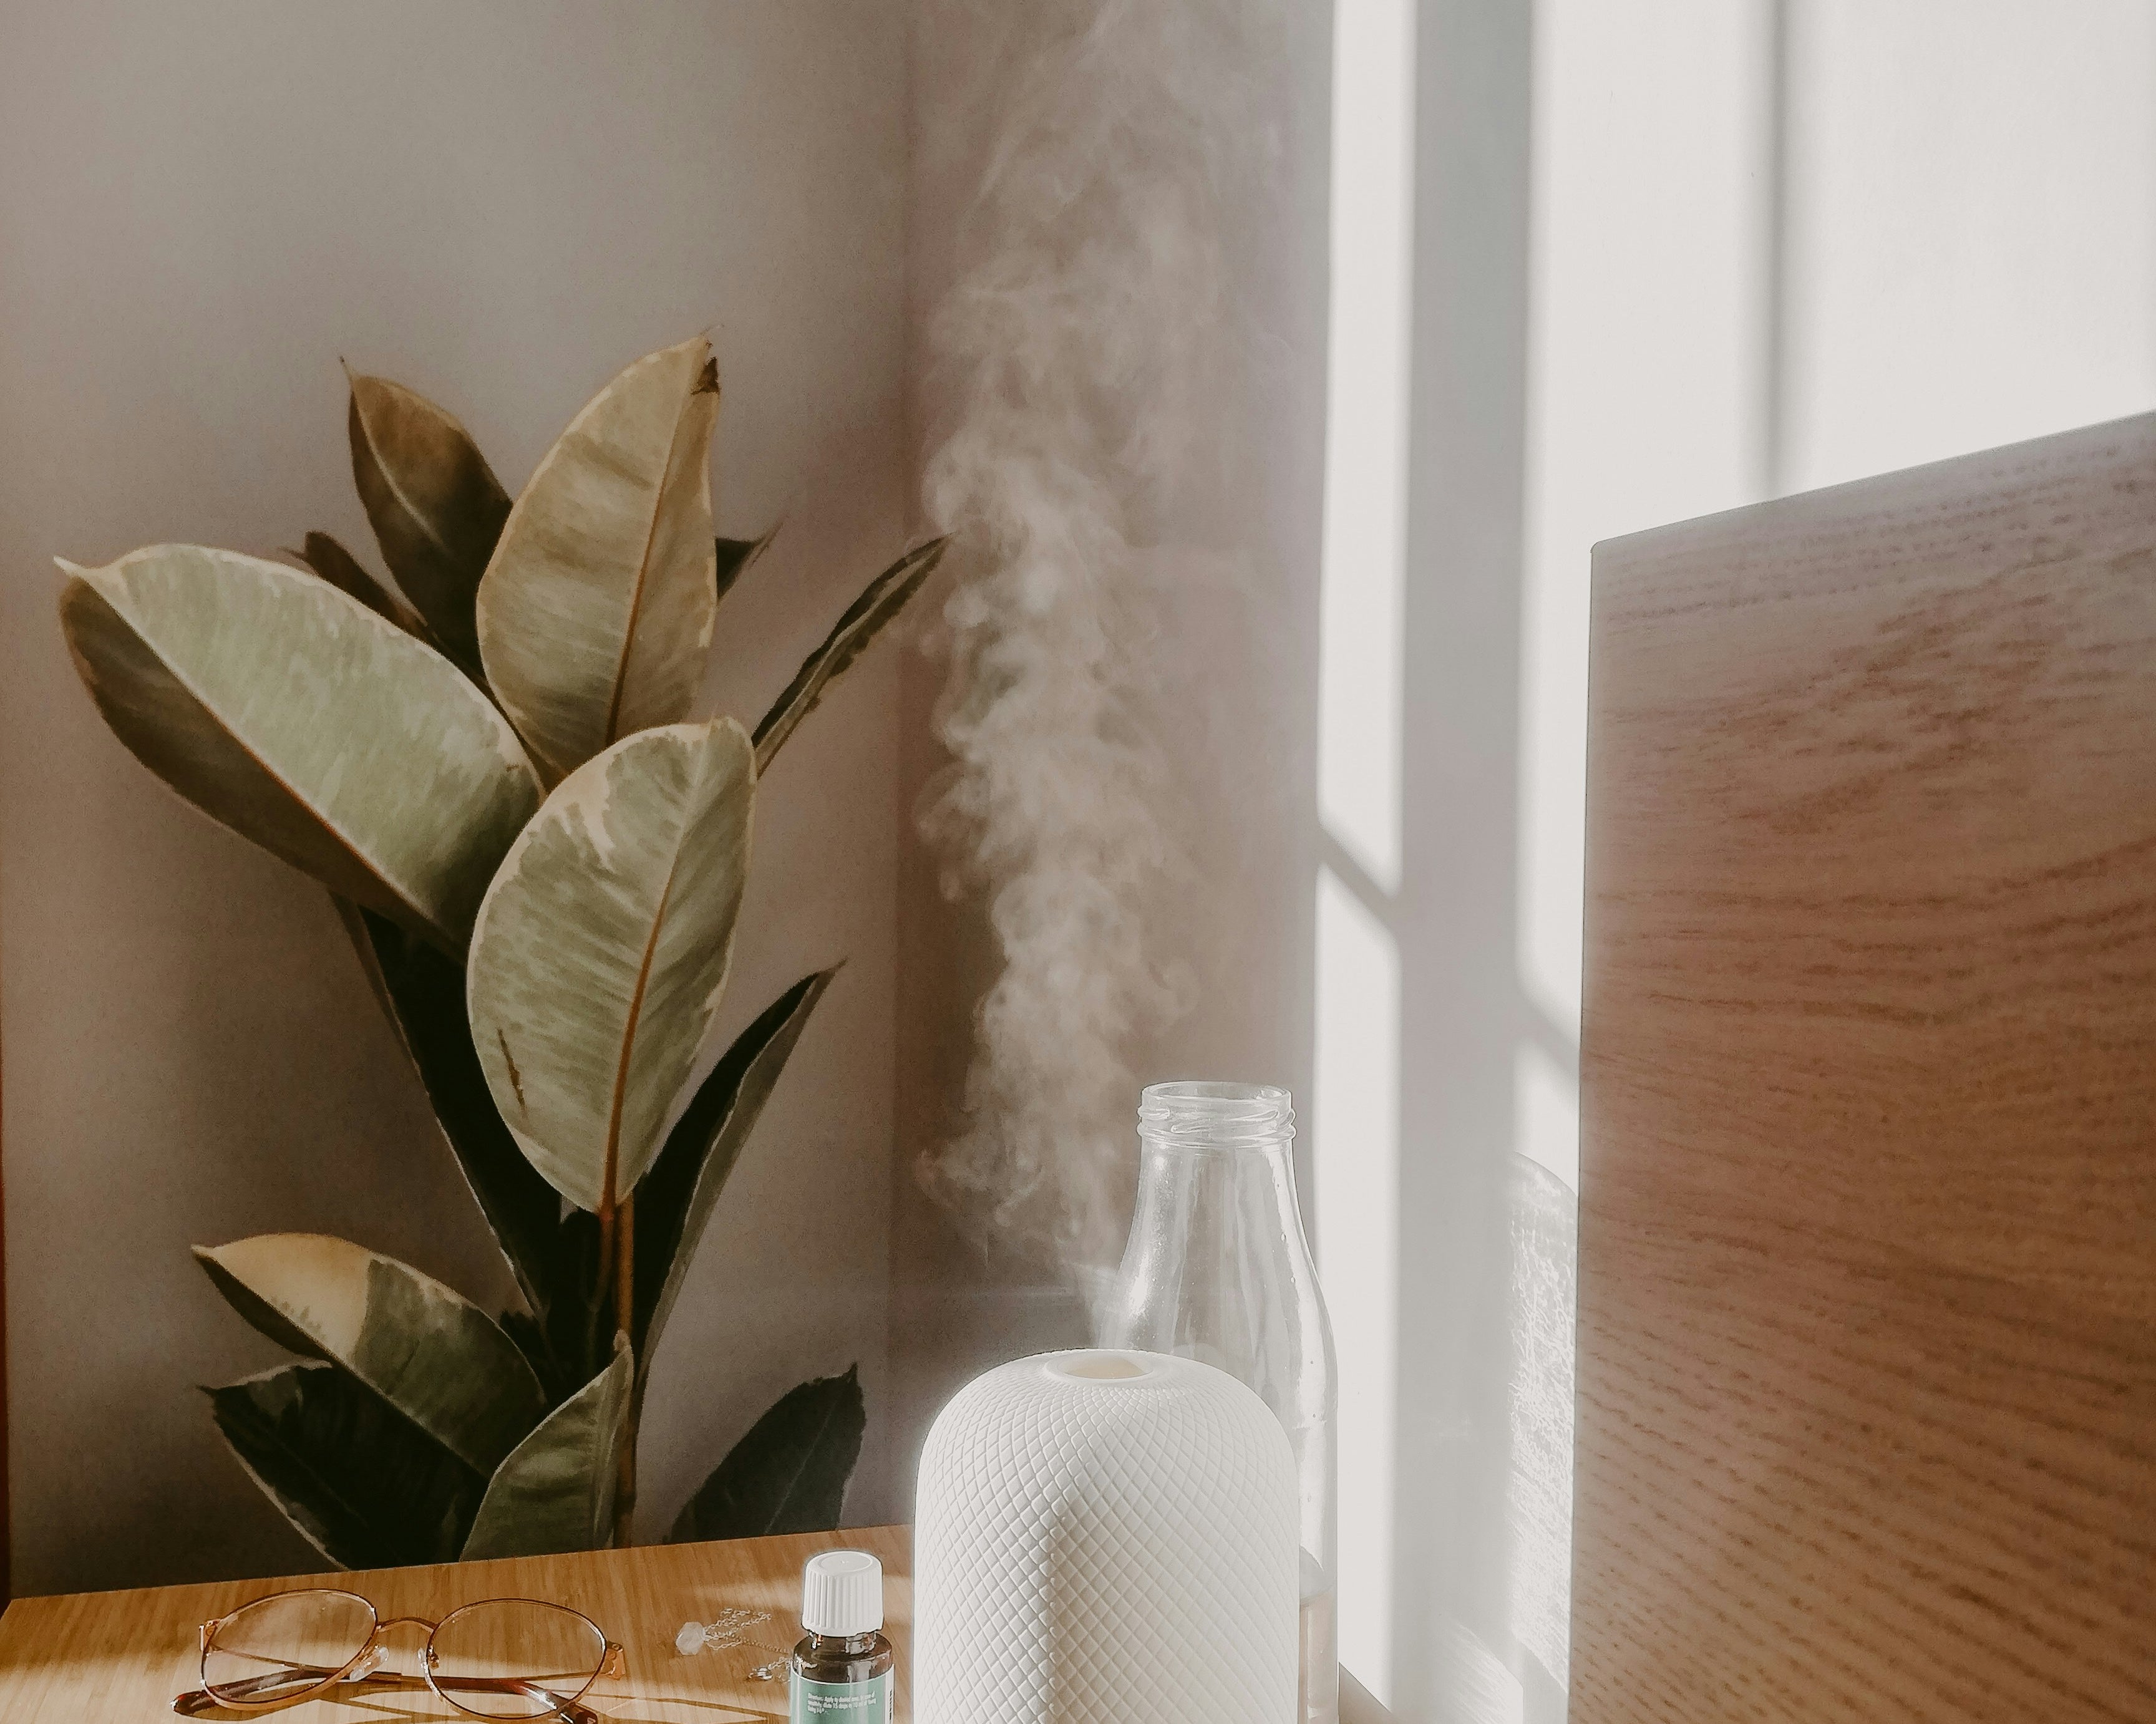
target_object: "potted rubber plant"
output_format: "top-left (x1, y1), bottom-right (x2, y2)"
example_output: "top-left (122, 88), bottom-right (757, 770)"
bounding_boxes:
top-left (57, 336), bottom-right (944, 1564)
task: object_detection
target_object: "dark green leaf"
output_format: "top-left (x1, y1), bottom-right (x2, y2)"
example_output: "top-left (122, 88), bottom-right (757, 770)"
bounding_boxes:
top-left (545, 1209), bottom-right (608, 1396)
top-left (337, 900), bottom-right (601, 1399)
top-left (206, 1362), bottom-right (482, 1570)
top-left (668, 1367), bottom-right (864, 1544)
top-left (631, 970), bottom-right (834, 1397)
top-left (752, 538), bottom-right (948, 773)
top-left (493, 1210), bottom-right (608, 1404)
top-left (347, 369), bottom-right (511, 679)
top-left (290, 531), bottom-right (433, 647)
top-left (337, 901), bottom-right (557, 1306)
top-left (462, 1344), bottom-right (631, 1559)
top-left (713, 526), bottom-right (777, 611)
top-left (500, 1308), bottom-right (554, 1385)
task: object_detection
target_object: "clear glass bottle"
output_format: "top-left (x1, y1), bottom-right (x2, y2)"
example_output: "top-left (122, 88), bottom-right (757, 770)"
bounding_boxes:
top-left (1099, 1082), bottom-right (1339, 1724)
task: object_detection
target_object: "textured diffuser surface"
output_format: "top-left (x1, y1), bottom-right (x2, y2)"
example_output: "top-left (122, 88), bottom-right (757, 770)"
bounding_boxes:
top-left (912, 1349), bottom-right (1298, 1724)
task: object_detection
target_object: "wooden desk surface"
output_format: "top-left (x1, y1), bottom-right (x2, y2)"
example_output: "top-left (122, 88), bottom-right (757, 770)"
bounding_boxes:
top-left (0, 1526), bottom-right (910, 1723)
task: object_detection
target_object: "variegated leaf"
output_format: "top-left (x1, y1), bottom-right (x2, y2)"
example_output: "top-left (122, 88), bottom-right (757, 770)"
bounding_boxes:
top-left (461, 1344), bottom-right (631, 1560)
top-left (467, 719), bottom-right (754, 1213)
top-left (194, 1234), bottom-right (546, 1476)
top-left (59, 546), bottom-right (539, 951)
top-left (477, 338), bottom-right (719, 782)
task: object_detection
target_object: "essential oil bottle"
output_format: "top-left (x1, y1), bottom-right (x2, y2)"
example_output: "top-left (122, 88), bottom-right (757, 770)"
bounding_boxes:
top-left (789, 1549), bottom-right (894, 1723)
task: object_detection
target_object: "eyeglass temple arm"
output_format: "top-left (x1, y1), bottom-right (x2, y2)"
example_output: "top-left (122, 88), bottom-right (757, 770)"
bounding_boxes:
top-left (171, 1667), bottom-right (411, 1715)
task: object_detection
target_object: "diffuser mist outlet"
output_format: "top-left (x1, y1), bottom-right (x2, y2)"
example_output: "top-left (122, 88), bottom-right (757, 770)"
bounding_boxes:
top-left (911, 1349), bottom-right (1299, 1724)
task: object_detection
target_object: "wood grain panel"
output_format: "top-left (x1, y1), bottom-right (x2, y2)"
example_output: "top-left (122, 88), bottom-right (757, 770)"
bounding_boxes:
top-left (0, 1525), bottom-right (908, 1723)
top-left (1572, 415), bottom-right (2156, 1723)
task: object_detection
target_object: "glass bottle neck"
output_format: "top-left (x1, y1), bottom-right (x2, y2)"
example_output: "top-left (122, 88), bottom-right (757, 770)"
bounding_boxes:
top-left (1132, 1082), bottom-right (1312, 1272)
top-left (1104, 1083), bottom-right (1331, 1423)
top-left (1135, 1080), bottom-right (1296, 1154)
top-left (805, 1632), bottom-right (880, 1657)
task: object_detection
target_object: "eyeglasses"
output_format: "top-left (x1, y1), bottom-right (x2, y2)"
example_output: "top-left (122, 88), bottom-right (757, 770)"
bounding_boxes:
top-left (170, 1589), bottom-right (628, 1723)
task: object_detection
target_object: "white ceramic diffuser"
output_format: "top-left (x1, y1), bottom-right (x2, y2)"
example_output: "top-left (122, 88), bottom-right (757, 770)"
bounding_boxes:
top-left (911, 1349), bottom-right (1299, 1724)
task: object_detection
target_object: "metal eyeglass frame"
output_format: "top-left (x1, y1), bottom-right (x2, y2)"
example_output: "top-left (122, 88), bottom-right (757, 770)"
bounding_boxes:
top-left (170, 1588), bottom-right (629, 1724)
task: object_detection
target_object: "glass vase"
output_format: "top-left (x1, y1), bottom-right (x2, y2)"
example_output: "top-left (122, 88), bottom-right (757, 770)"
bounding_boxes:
top-left (1098, 1081), bottom-right (1339, 1724)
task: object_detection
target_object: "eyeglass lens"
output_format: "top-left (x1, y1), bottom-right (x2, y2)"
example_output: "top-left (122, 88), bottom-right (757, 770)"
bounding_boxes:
top-left (202, 1591), bottom-right (376, 1707)
top-left (429, 1599), bottom-right (609, 1720)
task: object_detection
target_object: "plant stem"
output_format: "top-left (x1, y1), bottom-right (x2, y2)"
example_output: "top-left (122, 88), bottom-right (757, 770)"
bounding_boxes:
top-left (615, 1193), bottom-right (637, 1546)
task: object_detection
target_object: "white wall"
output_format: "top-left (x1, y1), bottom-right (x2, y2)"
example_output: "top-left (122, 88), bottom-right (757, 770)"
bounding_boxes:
top-left (0, 0), bottom-right (911, 1593)
top-left (1780, 0), bottom-right (2156, 493)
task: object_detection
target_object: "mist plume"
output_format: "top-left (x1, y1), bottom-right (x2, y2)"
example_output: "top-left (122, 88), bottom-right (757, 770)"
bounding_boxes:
top-left (915, 0), bottom-right (1281, 1281)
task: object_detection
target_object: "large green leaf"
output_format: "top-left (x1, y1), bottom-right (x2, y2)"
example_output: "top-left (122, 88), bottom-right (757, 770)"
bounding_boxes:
top-left (477, 338), bottom-right (719, 782)
top-left (206, 1362), bottom-right (482, 1570)
top-left (467, 719), bottom-right (755, 1214)
top-left (631, 970), bottom-right (833, 1392)
top-left (193, 1234), bottom-right (546, 1475)
top-left (334, 901), bottom-right (600, 1395)
top-left (668, 1367), bottom-right (864, 1543)
top-left (752, 538), bottom-right (948, 774)
top-left (58, 546), bottom-right (539, 951)
top-left (461, 1344), bottom-right (631, 1560)
top-left (347, 370), bottom-right (512, 678)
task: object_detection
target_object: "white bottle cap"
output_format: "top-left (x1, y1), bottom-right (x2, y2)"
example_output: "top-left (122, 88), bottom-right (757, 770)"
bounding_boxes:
top-left (802, 1549), bottom-right (883, 1637)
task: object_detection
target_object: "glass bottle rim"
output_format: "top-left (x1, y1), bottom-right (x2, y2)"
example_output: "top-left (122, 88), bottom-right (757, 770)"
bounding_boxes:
top-left (1137, 1080), bottom-right (1295, 1148)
